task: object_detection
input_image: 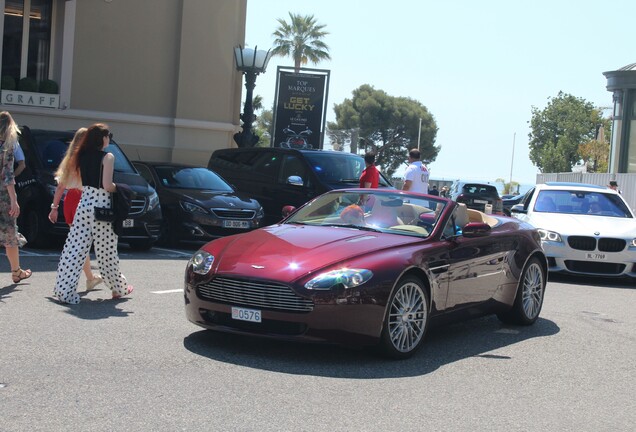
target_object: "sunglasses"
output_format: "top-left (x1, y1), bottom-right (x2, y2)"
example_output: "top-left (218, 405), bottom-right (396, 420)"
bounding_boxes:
top-left (104, 131), bottom-right (113, 140)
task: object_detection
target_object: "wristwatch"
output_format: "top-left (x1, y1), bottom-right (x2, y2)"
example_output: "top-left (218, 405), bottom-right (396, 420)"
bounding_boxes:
top-left (50, 203), bottom-right (59, 209)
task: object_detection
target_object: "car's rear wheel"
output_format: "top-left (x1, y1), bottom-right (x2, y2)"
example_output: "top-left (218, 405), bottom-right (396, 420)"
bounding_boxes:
top-left (379, 276), bottom-right (429, 359)
top-left (497, 257), bottom-right (545, 325)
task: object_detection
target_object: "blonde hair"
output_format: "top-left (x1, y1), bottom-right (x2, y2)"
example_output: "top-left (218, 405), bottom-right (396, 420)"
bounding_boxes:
top-left (55, 127), bottom-right (87, 186)
top-left (0, 111), bottom-right (20, 145)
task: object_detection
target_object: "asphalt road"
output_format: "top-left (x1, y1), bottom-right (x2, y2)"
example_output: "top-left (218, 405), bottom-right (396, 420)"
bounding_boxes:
top-left (0, 246), bottom-right (634, 432)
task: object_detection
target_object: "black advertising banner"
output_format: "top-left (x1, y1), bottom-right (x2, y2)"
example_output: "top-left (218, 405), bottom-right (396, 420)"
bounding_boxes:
top-left (273, 70), bottom-right (328, 149)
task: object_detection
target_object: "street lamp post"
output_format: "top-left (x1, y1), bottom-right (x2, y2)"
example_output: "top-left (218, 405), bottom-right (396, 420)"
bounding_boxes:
top-left (233, 45), bottom-right (272, 148)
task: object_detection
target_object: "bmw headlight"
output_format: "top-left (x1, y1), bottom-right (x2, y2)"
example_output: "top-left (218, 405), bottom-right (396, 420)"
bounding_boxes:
top-left (630, 238), bottom-right (636, 247)
top-left (305, 268), bottom-right (372, 290)
top-left (537, 228), bottom-right (563, 243)
top-left (181, 201), bottom-right (207, 214)
top-left (189, 251), bottom-right (214, 275)
top-left (148, 191), bottom-right (160, 210)
top-left (256, 206), bottom-right (264, 219)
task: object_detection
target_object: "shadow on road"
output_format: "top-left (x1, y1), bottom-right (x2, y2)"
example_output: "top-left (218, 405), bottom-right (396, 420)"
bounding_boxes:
top-left (548, 273), bottom-right (635, 289)
top-left (44, 295), bottom-right (134, 320)
top-left (183, 315), bottom-right (560, 378)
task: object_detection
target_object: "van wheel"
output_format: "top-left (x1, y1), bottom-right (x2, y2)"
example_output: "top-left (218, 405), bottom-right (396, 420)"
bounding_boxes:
top-left (22, 208), bottom-right (48, 248)
top-left (128, 239), bottom-right (154, 251)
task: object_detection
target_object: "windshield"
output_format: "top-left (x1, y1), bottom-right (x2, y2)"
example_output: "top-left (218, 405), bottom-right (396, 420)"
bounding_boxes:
top-left (534, 189), bottom-right (633, 218)
top-left (303, 152), bottom-right (392, 187)
top-left (285, 190), bottom-right (447, 238)
top-left (34, 132), bottom-right (136, 174)
top-left (154, 166), bottom-right (233, 191)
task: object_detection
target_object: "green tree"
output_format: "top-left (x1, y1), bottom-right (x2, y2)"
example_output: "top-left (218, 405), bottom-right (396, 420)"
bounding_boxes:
top-left (578, 122), bottom-right (611, 173)
top-left (254, 108), bottom-right (273, 147)
top-left (328, 84), bottom-right (439, 178)
top-left (495, 178), bottom-right (520, 195)
top-left (271, 13), bottom-right (330, 72)
top-left (528, 92), bottom-right (605, 173)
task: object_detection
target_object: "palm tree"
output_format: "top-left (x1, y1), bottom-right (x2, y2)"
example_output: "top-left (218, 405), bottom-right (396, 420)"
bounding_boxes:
top-left (271, 13), bottom-right (331, 72)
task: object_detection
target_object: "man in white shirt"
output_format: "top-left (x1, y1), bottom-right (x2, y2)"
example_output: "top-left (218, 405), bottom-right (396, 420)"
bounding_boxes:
top-left (402, 148), bottom-right (429, 194)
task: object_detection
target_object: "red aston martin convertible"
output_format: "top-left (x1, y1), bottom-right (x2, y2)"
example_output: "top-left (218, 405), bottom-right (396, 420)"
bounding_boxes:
top-left (184, 189), bottom-right (547, 358)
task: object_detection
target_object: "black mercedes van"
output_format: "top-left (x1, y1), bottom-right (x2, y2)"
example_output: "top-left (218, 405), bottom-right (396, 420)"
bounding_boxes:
top-left (208, 147), bottom-right (394, 225)
top-left (16, 127), bottom-right (162, 250)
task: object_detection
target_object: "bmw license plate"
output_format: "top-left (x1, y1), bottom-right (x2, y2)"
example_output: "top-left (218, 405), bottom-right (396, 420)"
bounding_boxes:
top-left (474, 199), bottom-right (488, 204)
top-left (223, 220), bottom-right (250, 229)
top-left (231, 307), bottom-right (261, 323)
top-left (586, 253), bottom-right (606, 260)
top-left (123, 218), bottom-right (134, 228)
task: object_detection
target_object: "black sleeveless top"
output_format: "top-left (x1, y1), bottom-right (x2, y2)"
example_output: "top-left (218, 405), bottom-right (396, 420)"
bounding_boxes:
top-left (79, 151), bottom-right (106, 188)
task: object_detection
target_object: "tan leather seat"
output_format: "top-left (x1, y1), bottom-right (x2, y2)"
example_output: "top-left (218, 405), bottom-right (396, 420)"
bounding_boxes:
top-left (454, 203), bottom-right (470, 229)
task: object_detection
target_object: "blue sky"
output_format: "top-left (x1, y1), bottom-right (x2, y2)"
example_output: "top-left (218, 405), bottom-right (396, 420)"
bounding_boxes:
top-left (245, 0), bottom-right (633, 186)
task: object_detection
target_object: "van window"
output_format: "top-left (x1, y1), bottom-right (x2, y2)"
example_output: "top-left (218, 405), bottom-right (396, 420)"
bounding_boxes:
top-left (279, 155), bottom-right (308, 186)
top-left (30, 131), bottom-right (136, 174)
top-left (303, 152), bottom-right (392, 187)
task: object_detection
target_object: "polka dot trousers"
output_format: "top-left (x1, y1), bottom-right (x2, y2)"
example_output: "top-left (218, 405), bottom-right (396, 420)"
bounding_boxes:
top-left (53, 186), bottom-right (128, 304)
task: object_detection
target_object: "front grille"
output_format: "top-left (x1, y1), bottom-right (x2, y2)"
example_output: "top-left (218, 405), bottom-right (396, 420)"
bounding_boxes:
top-left (564, 260), bottom-right (626, 275)
top-left (211, 209), bottom-right (256, 219)
top-left (197, 277), bottom-right (314, 312)
top-left (568, 236), bottom-right (596, 251)
top-left (598, 238), bottom-right (626, 252)
top-left (146, 224), bottom-right (161, 236)
top-left (129, 197), bottom-right (146, 215)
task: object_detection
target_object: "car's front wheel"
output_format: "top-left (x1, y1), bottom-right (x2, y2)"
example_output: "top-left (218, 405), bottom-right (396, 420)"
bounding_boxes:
top-left (379, 276), bottom-right (429, 359)
top-left (497, 256), bottom-right (545, 325)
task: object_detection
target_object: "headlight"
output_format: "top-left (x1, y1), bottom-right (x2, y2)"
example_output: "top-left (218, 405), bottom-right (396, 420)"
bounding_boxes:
top-left (189, 251), bottom-right (214, 275)
top-left (256, 206), bottom-right (264, 219)
top-left (148, 191), bottom-right (160, 210)
top-left (631, 238), bottom-right (636, 247)
top-left (305, 268), bottom-right (372, 290)
top-left (180, 201), bottom-right (207, 214)
top-left (537, 228), bottom-right (563, 243)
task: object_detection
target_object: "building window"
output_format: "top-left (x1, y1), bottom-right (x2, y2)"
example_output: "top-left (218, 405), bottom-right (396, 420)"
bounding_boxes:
top-left (2, 0), bottom-right (52, 82)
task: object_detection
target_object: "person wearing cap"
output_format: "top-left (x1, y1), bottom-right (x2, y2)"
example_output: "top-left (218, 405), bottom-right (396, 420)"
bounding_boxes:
top-left (608, 181), bottom-right (622, 194)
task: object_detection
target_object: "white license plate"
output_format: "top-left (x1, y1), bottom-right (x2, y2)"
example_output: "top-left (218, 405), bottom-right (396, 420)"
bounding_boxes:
top-left (223, 220), bottom-right (250, 229)
top-left (231, 307), bottom-right (261, 323)
top-left (123, 218), bottom-right (134, 228)
top-left (586, 253), bottom-right (606, 260)
top-left (474, 199), bottom-right (488, 204)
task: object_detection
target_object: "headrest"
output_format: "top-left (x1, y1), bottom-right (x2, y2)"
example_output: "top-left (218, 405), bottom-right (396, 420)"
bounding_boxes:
top-left (454, 203), bottom-right (469, 229)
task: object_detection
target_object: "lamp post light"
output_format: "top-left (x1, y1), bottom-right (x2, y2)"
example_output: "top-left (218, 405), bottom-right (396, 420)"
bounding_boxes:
top-left (233, 45), bottom-right (272, 148)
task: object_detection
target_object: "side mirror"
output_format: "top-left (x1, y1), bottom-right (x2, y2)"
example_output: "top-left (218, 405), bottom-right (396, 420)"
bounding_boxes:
top-left (510, 204), bottom-right (526, 214)
top-left (287, 175), bottom-right (303, 186)
top-left (282, 205), bottom-right (296, 218)
top-left (462, 222), bottom-right (491, 238)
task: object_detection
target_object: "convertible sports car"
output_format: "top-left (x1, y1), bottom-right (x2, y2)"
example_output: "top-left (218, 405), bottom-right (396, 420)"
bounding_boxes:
top-left (185, 189), bottom-right (547, 358)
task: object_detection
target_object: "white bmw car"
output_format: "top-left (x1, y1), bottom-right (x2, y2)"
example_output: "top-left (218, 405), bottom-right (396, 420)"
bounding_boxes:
top-left (511, 182), bottom-right (636, 280)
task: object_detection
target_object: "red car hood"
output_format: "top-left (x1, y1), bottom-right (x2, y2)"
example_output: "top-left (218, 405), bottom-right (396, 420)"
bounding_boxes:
top-left (208, 224), bottom-right (417, 282)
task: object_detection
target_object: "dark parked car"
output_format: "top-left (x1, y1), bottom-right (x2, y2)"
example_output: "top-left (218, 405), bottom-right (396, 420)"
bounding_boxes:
top-left (449, 181), bottom-right (504, 215)
top-left (502, 193), bottom-right (527, 216)
top-left (16, 127), bottom-right (162, 249)
top-left (208, 147), bottom-right (394, 225)
top-left (185, 189), bottom-right (547, 359)
top-left (133, 162), bottom-right (264, 246)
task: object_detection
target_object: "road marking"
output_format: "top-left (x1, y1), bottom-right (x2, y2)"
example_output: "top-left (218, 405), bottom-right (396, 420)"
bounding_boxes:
top-left (151, 289), bottom-right (183, 294)
top-left (152, 247), bottom-right (194, 257)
